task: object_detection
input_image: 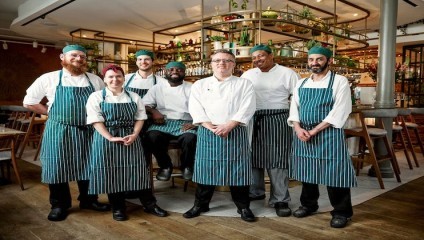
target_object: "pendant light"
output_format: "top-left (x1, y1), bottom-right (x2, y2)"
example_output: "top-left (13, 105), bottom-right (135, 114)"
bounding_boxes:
top-left (2, 41), bottom-right (7, 50)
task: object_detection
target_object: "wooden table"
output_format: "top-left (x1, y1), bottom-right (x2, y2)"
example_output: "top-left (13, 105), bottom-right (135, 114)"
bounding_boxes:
top-left (0, 127), bottom-right (25, 190)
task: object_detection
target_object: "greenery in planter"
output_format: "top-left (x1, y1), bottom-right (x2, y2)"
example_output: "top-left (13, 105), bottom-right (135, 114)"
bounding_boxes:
top-left (210, 35), bottom-right (226, 41)
top-left (239, 27), bottom-right (250, 46)
top-left (229, 0), bottom-right (249, 10)
top-left (297, 6), bottom-right (314, 20)
top-left (80, 42), bottom-right (100, 56)
top-left (305, 39), bottom-right (322, 50)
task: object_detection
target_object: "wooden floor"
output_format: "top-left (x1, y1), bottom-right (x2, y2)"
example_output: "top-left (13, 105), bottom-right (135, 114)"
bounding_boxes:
top-left (1, 159), bottom-right (423, 240)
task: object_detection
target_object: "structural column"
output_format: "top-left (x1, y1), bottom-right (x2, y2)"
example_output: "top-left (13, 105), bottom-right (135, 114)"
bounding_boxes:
top-left (371, 0), bottom-right (398, 178)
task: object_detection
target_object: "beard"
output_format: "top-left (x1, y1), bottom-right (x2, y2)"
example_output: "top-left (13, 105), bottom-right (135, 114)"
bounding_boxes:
top-left (308, 60), bottom-right (329, 73)
top-left (61, 60), bottom-right (88, 75)
top-left (165, 73), bottom-right (185, 85)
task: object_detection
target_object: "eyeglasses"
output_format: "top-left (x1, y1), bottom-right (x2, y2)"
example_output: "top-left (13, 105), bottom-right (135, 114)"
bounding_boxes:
top-left (67, 53), bottom-right (87, 60)
top-left (211, 59), bottom-right (234, 63)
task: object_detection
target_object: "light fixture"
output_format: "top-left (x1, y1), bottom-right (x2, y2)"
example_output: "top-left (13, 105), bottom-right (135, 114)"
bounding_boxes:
top-left (41, 46), bottom-right (47, 53)
top-left (2, 41), bottom-right (7, 50)
top-left (33, 40), bottom-right (38, 48)
top-left (353, 13), bottom-right (358, 17)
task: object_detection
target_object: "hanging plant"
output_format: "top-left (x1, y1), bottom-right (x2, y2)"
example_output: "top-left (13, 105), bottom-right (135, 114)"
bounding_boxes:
top-left (229, 0), bottom-right (249, 10)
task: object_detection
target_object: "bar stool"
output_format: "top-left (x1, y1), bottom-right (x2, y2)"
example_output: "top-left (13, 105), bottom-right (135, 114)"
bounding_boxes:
top-left (344, 108), bottom-right (401, 189)
top-left (148, 139), bottom-right (190, 192)
top-left (407, 108), bottom-right (424, 158)
top-left (397, 109), bottom-right (421, 167)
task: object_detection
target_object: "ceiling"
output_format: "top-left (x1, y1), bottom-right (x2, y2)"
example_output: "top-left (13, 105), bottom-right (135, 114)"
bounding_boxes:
top-left (1, 0), bottom-right (424, 49)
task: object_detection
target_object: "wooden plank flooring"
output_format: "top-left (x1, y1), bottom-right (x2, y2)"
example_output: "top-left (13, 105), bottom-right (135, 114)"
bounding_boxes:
top-left (1, 159), bottom-right (423, 240)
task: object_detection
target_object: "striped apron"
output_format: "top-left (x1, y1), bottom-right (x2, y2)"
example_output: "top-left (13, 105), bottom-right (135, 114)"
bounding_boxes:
top-left (291, 72), bottom-right (357, 188)
top-left (88, 89), bottom-right (150, 194)
top-left (40, 70), bottom-right (94, 184)
top-left (192, 126), bottom-right (252, 186)
top-left (147, 119), bottom-right (196, 136)
top-left (252, 109), bottom-right (292, 169)
top-left (125, 73), bottom-right (156, 98)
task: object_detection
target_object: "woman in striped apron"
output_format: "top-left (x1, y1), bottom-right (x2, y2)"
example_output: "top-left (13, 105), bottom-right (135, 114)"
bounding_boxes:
top-left (86, 64), bottom-right (167, 221)
top-left (23, 45), bottom-right (109, 222)
top-left (143, 61), bottom-right (197, 181)
top-left (241, 44), bottom-right (299, 217)
top-left (184, 50), bottom-right (257, 222)
top-left (288, 46), bottom-right (357, 228)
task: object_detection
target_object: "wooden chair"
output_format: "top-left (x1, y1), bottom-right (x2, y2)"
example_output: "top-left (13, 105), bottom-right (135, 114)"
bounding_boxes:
top-left (397, 109), bottom-right (421, 167)
top-left (17, 113), bottom-right (47, 159)
top-left (393, 108), bottom-right (414, 169)
top-left (344, 109), bottom-right (401, 189)
top-left (0, 135), bottom-right (24, 190)
top-left (148, 139), bottom-right (190, 192)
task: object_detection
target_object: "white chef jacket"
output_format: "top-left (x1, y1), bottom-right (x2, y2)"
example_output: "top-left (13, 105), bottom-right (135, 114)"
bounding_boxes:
top-left (86, 88), bottom-right (147, 124)
top-left (287, 71), bottom-right (352, 129)
top-left (241, 64), bottom-right (299, 110)
top-left (189, 75), bottom-right (256, 126)
top-left (23, 68), bottom-right (105, 112)
top-left (124, 72), bottom-right (166, 89)
top-left (142, 80), bottom-right (193, 121)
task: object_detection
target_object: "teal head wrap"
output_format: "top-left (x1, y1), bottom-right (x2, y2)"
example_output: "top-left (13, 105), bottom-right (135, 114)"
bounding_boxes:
top-left (165, 61), bottom-right (186, 70)
top-left (63, 44), bottom-right (87, 54)
top-left (135, 49), bottom-right (154, 60)
top-left (249, 44), bottom-right (272, 54)
top-left (308, 46), bottom-right (332, 59)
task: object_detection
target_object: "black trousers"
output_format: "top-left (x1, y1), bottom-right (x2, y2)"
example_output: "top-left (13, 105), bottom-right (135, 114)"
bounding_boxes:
top-left (110, 189), bottom-right (157, 210)
top-left (194, 184), bottom-right (250, 210)
top-left (299, 182), bottom-right (353, 217)
top-left (145, 130), bottom-right (196, 170)
top-left (49, 180), bottom-right (98, 209)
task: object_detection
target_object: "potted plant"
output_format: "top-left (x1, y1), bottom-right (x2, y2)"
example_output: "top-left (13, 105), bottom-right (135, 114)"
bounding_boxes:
top-left (229, 0), bottom-right (249, 10)
top-left (238, 27), bottom-right (251, 57)
top-left (295, 6), bottom-right (314, 34)
top-left (305, 39), bottom-right (322, 50)
top-left (80, 42), bottom-right (100, 56)
top-left (210, 35), bottom-right (226, 50)
top-left (262, 6), bottom-right (279, 26)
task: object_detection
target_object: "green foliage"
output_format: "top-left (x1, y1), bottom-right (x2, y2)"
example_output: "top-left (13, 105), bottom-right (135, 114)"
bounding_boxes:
top-left (239, 27), bottom-right (250, 46)
top-left (297, 6), bottom-right (314, 19)
top-left (229, 0), bottom-right (249, 10)
top-left (210, 36), bottom-right (226, 41)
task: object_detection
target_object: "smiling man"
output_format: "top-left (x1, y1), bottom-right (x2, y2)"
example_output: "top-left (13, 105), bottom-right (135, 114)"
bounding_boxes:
top-left (142, 61), bottom-right (197, 181)
top-left (124, 49), bottom-right (166, 98)
top-left (241, 44), bottom-right (299, 217)
top-left (287, 46), bottom-right (357, 228)
top-left (23, 45), bottom-right (109, 221)
top-left (185, 49), bottom-right (257, 222)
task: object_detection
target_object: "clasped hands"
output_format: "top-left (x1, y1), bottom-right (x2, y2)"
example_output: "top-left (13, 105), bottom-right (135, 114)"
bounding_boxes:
top-left (109, 134), bottom-right (137, 146)
top-left (294, 127), bottom-right (318, 142)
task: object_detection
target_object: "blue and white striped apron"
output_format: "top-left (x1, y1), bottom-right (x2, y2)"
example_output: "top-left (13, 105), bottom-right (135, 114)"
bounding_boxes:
top-left (192, 126), bottom-right (252, 186)
top-left (88, 89), bottom-right (150, 194)
top-left (147, 119), bottom-right (196, 136)
top-left (125, 74), bottom-right (156, 98)
top-left (252, 109), bottom-right (292, 169)
top-left (291, 72), bottom-right (357, 188)
top-left (40, 70), bottom-right (95, 184)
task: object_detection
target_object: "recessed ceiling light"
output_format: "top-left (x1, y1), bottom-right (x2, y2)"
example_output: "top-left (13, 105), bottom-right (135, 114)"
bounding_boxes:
top-left (82, 35), bottom-right (87, 38)
top-left (316, 0), bottom-right (322, 2)
top-left (175, 30), bottom-right (179, 33)
top-left (353, 13), bottom-right (358, 17)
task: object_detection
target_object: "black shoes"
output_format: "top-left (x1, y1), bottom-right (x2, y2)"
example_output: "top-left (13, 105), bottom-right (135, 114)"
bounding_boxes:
top-left (237, 208), bottom-right (256, 222)
top-left (292, 206), bottom-right (316, 218)
top-left (156, 168), bottom-right (172, 181)
top-left (80, 201), bottom-right (111, 212)
top-left (143, 204), bottom-right (168, 217)
top-left (47, 208), bottom-right (68, 221)
top-left (330, 215), bottom-right (350, 228)
top-left (182, 168), bottom-right (193, 180)
top-left (274, 202), bottom-right (291, 217)
top-left (249, 194), bottom-right (266, 201)
top-left (183, 205), bottom-right (210, 218)
top-left (112, 209), bottom-right (128, 221)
